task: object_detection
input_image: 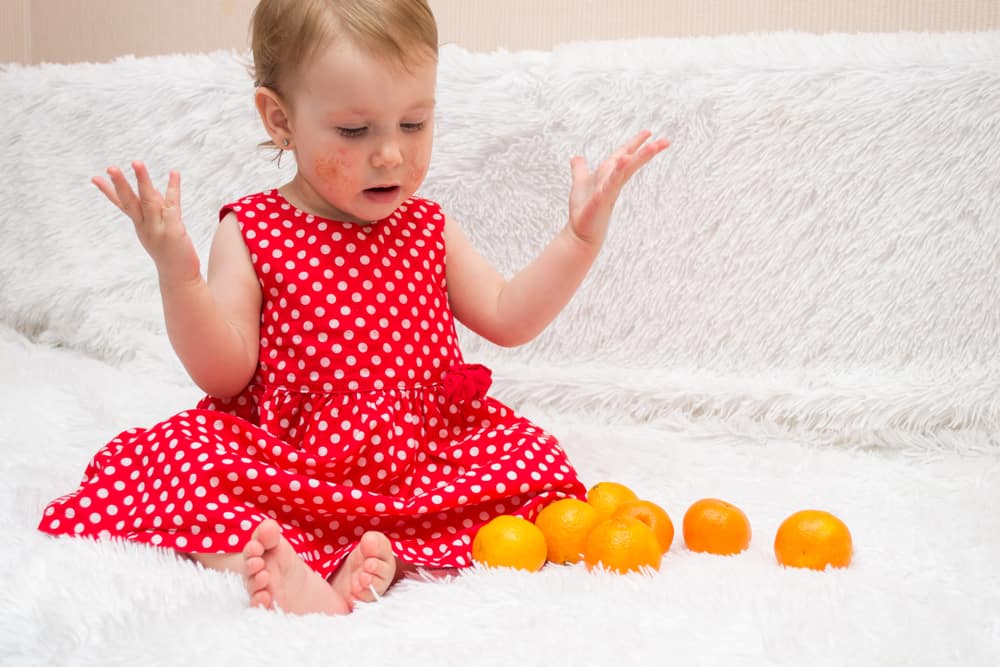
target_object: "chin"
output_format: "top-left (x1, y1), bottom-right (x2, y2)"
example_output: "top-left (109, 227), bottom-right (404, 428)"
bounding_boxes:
top-left (356, 192), bottom-right (412, 222)
top-left (342, 204), bottom-right (394, 225)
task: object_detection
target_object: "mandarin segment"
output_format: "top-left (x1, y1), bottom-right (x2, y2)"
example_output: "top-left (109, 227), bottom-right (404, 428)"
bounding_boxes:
top-left (534, 498), bottom-right (600, 564)
top-left (774, 509), bottom-right (853, 570)
top-left (472, 515), bottom-right (547, 571)
top-left (682, 498), bottom-right (752, 555)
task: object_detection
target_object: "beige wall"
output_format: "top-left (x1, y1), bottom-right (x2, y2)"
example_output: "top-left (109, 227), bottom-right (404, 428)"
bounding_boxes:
top-left (3, 0), bottom-right (1000, 65)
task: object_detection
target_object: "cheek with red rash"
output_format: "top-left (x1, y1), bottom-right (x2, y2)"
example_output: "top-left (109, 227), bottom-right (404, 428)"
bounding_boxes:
top-left (406, 145), bottom-right (432, 187)
top-left (407, 162), bottom-right (428, 187)
top-left (313, 151), bottom-right (355, 190)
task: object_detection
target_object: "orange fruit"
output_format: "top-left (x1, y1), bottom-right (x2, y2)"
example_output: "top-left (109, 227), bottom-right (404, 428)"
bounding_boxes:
top-left (774, 509), bottom-right (853, 570)
top-left (534, 498), bottom-right (600, 564)
top-left (583, 516), bottom-right (662, 574)
top-left (472, 515), bottom-right (547, 571)
top-left (612, 499), bottom-right (674, 553)
top-left (586, 481), bottom-right (639, 520)
top-left (682, 498), bottom-right (752, 555)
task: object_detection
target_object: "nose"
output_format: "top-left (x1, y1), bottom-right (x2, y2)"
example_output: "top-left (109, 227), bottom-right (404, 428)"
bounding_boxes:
top-left (371, 138), bottom-right (403, 169)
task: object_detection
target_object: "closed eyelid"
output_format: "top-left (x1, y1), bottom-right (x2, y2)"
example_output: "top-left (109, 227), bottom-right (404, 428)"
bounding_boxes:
top-left (336, 121), bottom-right (426, 135)
top-left (336, 126), bottom-right (367, 138)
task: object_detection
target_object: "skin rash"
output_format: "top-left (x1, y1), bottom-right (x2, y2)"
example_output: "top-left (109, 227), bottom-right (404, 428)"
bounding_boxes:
top-left (314, 152), bottom-right (354, 189)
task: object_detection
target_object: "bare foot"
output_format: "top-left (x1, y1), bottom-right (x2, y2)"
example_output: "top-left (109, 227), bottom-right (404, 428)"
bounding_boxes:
top-left (330, 531), bottom-right (398, 607)
top-left (242, 519), bottom-right (351, 615)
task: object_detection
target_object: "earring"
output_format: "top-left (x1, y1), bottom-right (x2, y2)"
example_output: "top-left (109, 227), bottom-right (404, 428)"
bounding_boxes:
top-left (276, 138), bottom-right (291, 167)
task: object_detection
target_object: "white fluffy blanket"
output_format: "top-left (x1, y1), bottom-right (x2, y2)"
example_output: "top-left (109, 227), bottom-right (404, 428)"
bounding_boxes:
top-left (2, 32), bottom-right (999, 665)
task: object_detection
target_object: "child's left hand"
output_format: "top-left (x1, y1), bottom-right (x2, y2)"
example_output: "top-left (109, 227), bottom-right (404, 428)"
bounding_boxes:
top-left (568, 130), bottom-right (670, 245)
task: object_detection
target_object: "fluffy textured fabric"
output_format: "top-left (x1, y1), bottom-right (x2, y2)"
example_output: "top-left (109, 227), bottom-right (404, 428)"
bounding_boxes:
top-left (1, 32), bottom-right (999, 664)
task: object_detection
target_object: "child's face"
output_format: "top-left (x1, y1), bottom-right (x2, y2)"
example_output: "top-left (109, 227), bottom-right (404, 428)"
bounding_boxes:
top-left (285, 40), bottom-right (437, 224)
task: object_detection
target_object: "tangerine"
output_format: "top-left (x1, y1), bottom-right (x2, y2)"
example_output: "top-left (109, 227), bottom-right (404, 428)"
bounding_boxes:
top-left (682, 498), bottom-right (752, 555)
top-left (583, 516), bottom-right (662, 574)
top-left (774, 509), bottom-right (853, 570)
top-left (534, 498), bottom-right (600, 564)
top-left (586, 481), bottom-right (639, 520)
top-left (472, 515), bottom-right (547, 571)
top-left (612, 499), bottom-right (674, 553)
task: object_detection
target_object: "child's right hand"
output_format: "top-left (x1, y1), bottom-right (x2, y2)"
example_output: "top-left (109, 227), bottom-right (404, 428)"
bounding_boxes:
top-left (93, 162), bottom-right (201, 284)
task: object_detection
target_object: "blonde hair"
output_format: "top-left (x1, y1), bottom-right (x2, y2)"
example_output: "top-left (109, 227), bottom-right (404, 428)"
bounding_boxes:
top-left (250, 0), bottom-right (438, 96)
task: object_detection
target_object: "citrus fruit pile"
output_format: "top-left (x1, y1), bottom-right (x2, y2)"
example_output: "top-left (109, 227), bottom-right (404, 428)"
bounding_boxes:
top-left (472, 480), bottom-right (853, 575)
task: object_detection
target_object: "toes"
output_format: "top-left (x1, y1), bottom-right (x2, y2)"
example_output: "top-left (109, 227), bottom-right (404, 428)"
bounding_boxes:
top-left (249, 590), bottom-right (273, 609)
top-left (351, 569), bottom-right (376, 604)
top-left (352, 557), bottom-right (392, 602)
top-left (359, 531), bottom-right (393, 560)
top-left (251, 519), bottom-right (283, 551)
top-left (366, 555), bottom-right (393, 583)
top-left (243, 539), bottom-right (264, 560)
top-left (246, 568), bottom-right (270, 594)
top-left (244, 555), bottom-right (266, 578)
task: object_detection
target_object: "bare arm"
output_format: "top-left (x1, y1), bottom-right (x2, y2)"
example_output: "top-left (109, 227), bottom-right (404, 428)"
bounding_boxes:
top-left (158, 214), bottom-right (261, 396)
top-left (93, 163), bottom-right (261, 396)
top-left (445, 219), bottom-right (599, 347)
top-left (446, 130), bottom-right (670, 347)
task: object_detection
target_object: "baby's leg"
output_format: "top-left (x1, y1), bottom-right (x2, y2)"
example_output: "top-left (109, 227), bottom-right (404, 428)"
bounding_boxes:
top-left (329, 530), bottom-right (398, 606)
top-left (240, 520), bottom-right (352, 615)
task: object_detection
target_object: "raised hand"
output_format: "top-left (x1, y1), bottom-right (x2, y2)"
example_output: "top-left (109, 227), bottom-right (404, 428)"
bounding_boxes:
top-left (92, 161), bottom-right (201, 283)
top-left (568, 130), bottom-right (670, 245)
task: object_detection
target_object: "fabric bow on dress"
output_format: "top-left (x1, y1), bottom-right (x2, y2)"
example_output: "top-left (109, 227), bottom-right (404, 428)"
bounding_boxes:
top-left (441, 363), bottom-right (493, 404)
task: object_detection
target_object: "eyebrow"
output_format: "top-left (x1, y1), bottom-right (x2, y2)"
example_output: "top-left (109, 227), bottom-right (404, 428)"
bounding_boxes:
top-left (332, 99), bottom-right (436, 118)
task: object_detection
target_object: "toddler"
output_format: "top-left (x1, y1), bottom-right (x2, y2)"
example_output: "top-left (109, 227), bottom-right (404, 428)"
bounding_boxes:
top-left (39, 0), bottom-right (669, 615)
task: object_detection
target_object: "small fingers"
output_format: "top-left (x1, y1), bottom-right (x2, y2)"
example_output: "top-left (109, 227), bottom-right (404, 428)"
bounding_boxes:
top-left (620, 137), bottom-right (670, 182)
top-left (132, 160), bottom-right (153, 188)
top-left (595, 136), bottom-right (669, 201)
top-left (133, 161), bottom-right (178, 229)
top-left (602, 154), bottom-right (630, 192)
top-left (620, 129), bottom-right (654, 156)
top-left (91, 175), bottom-right (122, 208)
top-left (132, 161), bottom-right (162, 208)
top-left (164, 170), bottom-right (181, 210)
top-left (569, 155), bottom-right (589, 182)
top-left (104, 166), bottom-right (144, 220)
top-left (573, 133), bottom-right (670, 200)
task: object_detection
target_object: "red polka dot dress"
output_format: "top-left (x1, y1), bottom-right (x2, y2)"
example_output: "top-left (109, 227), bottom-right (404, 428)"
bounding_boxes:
top-left (39, 191), bottom-right (586, 578)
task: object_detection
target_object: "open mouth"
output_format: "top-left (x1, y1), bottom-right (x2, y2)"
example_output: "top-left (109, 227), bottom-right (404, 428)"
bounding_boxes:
top-left (363, 185), bottom-right (401, 203)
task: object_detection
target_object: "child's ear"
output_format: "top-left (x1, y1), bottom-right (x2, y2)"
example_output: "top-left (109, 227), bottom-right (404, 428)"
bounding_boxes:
top-left (255, 86), bottom-right (294, 148)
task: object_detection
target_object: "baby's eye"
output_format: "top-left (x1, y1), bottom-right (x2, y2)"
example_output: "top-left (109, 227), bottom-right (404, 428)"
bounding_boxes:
top-left (337, 127), bottom-right (367, 138)
top-left (401, 122), bottom-right (425, 133)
